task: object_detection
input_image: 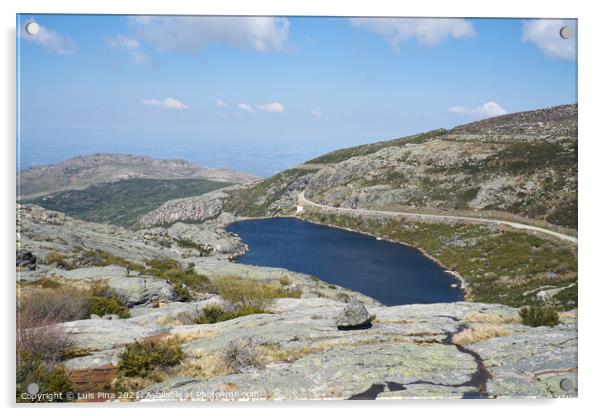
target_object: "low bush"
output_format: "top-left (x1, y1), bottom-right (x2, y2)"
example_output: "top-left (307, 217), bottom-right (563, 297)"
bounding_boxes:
top-left (19, 287), bottom-right (90, 324)
top-left (222, 338), bottom-right (259, 372)
top-left (88, 295), bottom-right (130, 318)
top-left (279, 275), bottom-right (291, 286)
top-left (519, 305), bottom-right (560, 327)
top-left (172, 283), bottom-right (192, 302)
top-left (16, 351), bottom-right (75, 402)
top-left (145, 258), bottom-right (214, 293)
top-left (194, 304), bottom-right (268, 324)
top-left (16, 310), bottom-right (76, 402)
top-left (44, 251), bottom-right (73, 269)
top-left (117, 338), bottom-right (184, 378)
top-left (216, 276), bottom-right (301, 310)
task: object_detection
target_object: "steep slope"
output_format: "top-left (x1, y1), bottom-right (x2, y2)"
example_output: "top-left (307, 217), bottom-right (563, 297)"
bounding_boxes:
top-left (18, 153), bottom-right (259, 198)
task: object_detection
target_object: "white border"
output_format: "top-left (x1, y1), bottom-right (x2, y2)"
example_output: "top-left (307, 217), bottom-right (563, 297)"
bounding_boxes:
top-left (2, 1), bottom-right (600, 415)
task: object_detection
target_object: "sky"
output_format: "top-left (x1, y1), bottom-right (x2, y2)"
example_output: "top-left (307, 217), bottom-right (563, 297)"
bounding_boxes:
top-left (17, 15), bottom-right (577, 176)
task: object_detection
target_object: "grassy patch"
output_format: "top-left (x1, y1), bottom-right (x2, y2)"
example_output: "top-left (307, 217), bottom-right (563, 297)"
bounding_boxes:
top-left (216, 275), bottom-right (301, 310)
top-left (193, 304), bottom-right (269, 324)
top-left (26, 178), bottom-right (231, 228)
top-left (452, 325), bottom-right (511, 346)
top-left (462, 311), bottom-right (520, 324)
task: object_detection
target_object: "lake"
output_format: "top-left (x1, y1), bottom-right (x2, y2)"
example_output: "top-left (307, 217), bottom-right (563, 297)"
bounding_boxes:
top-left (227, 218), bottom-right (464, 306)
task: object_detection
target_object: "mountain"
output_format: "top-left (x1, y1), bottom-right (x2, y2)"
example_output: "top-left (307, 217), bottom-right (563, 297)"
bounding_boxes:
top-left (219, 104), bottom-right (577, 229)
top-left (18, 153), bottom-right (259, 198)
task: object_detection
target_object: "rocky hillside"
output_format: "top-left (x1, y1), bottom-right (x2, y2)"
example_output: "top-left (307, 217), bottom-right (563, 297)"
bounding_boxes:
top-left (94, 104), bottom-right (577, 231)
top-left (303, 104), bottom-right (577, 228)
top-left (166, 104), bottom-right (574, 229)
top-left (18, 153), bottom-right (259, 198)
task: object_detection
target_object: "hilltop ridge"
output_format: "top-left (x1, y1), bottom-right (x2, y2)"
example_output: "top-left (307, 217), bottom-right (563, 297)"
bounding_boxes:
top-left (18, 153), bottom-right (259, 198)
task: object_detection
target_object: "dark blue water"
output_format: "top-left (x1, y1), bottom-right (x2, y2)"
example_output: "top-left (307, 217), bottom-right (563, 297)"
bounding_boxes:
top-left (227, 218), bottom-right (464, 306)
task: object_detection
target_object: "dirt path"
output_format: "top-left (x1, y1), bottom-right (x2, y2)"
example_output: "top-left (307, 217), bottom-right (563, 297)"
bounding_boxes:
top-left (298, 191), bottom-right (577, 245)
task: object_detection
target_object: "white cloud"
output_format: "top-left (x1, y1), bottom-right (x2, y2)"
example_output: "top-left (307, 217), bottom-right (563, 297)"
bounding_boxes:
top-left (448, 101), bottom-right (507, 118)
top-left (256, 102), bottom-right (285, 113)
top-left (142, 97), bottom-right (190, 110)
top-left (349, 18), bottom-right (475, 49)
top-left (21, 21), bottom-right (76, 55)
top-left (128, 16), bottom-right (290, 54)
top-left (108, 34), bottom-right (149, 64)
top-left (522, 19), bottom-right (576, 60)
top-left (237, 103), bottom-right (255, 113)
top-left (216, 99), bottom-right (228, 108)
top-left (310, 110), bottom-right (323, 118)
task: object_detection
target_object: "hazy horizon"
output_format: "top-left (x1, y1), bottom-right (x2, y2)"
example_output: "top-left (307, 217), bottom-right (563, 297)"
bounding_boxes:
top-left (17, 15), bottom-right (577, 176)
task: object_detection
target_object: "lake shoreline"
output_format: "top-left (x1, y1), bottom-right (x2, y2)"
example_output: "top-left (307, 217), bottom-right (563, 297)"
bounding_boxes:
top-left (226, 215), bottom-right (466, 306)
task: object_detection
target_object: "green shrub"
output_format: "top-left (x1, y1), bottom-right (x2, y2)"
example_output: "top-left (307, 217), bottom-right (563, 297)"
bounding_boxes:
top-left (88, 296), bottom-right (130, 318)
top-left (78, 249), bottom-right (145, 272)
top-left (145, 258), bottom-right (213, 293)
top-left (45, 251), bottom-right (73, 269)
top-left (279, 275), bottom-right (292, 286)
top-left (519, 305), bottom-right (560, 327)
top-left (172, 283), bottom-right (192, 302)
top-left (194, 304), bottom-right (268, 324)
top-left (216, 276), bottom-right (300, 310)
top-left (117, 338), bottom-right (183, 378)
top-left (16, 351), bottom-right (75, 402)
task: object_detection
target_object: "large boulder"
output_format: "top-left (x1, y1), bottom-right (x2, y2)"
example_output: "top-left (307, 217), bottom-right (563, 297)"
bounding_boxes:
top-left (336, 299), bottom-right (374, 330)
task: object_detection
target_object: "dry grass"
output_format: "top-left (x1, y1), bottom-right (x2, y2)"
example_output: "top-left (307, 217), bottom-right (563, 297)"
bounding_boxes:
top-left (373, 318), bottom-right (413, 325)
top-left (19, 286), bottom-right (90, 324)
top-left (558, 310), bottom-right (577, 320)
top-left (157, 312), bottom-right (200, 327)
top-left (176, 351), bottom-right (233, 379)
top-left (463, 311), bottom-right (521, 324)
top-left (165, 329), bottom-right (219, 344)
top-left (452, 325), bottom-right (511, 346)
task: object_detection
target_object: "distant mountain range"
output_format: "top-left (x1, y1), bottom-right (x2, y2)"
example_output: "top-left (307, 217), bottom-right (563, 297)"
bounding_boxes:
top-left (18, 153), bottom-right (259, 198)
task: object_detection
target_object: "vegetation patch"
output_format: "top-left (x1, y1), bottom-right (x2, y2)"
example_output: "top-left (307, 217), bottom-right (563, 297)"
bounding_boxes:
top-left (117, 338), bottom-right (184, 378)
top-left (144, 258), bottom-right (213, 293)
top-left (519, 305), bottom-right (560, 327)
top-left (452, 325), bottom-right (511, 346)
top-left (193, 304), bottom-right (269, 324)
top-left (308, 129), bottom-right (447, 164)
top-left (222, 168), bottom-right (313, 216)
top-left (26, 178), bottom-right (231, 228)
top-left (216, 275), bottom-right (301, 310)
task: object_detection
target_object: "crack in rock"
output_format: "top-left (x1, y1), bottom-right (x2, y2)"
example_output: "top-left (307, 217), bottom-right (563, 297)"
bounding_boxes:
top-left (347, 323), bottom-right (492, 400)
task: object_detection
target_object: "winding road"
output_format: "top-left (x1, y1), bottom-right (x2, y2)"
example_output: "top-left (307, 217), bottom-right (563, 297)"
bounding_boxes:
top-left (297, 190), bottom-right (577, 245)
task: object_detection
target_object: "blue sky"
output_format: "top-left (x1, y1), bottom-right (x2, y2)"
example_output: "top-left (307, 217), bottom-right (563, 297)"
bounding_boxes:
top-left (17, 15), bottom-right (577, 176)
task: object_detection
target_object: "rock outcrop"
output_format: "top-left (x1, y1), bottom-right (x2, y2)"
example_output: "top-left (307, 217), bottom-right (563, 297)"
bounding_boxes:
top-left (56, 299), bottom-right (576, 400)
